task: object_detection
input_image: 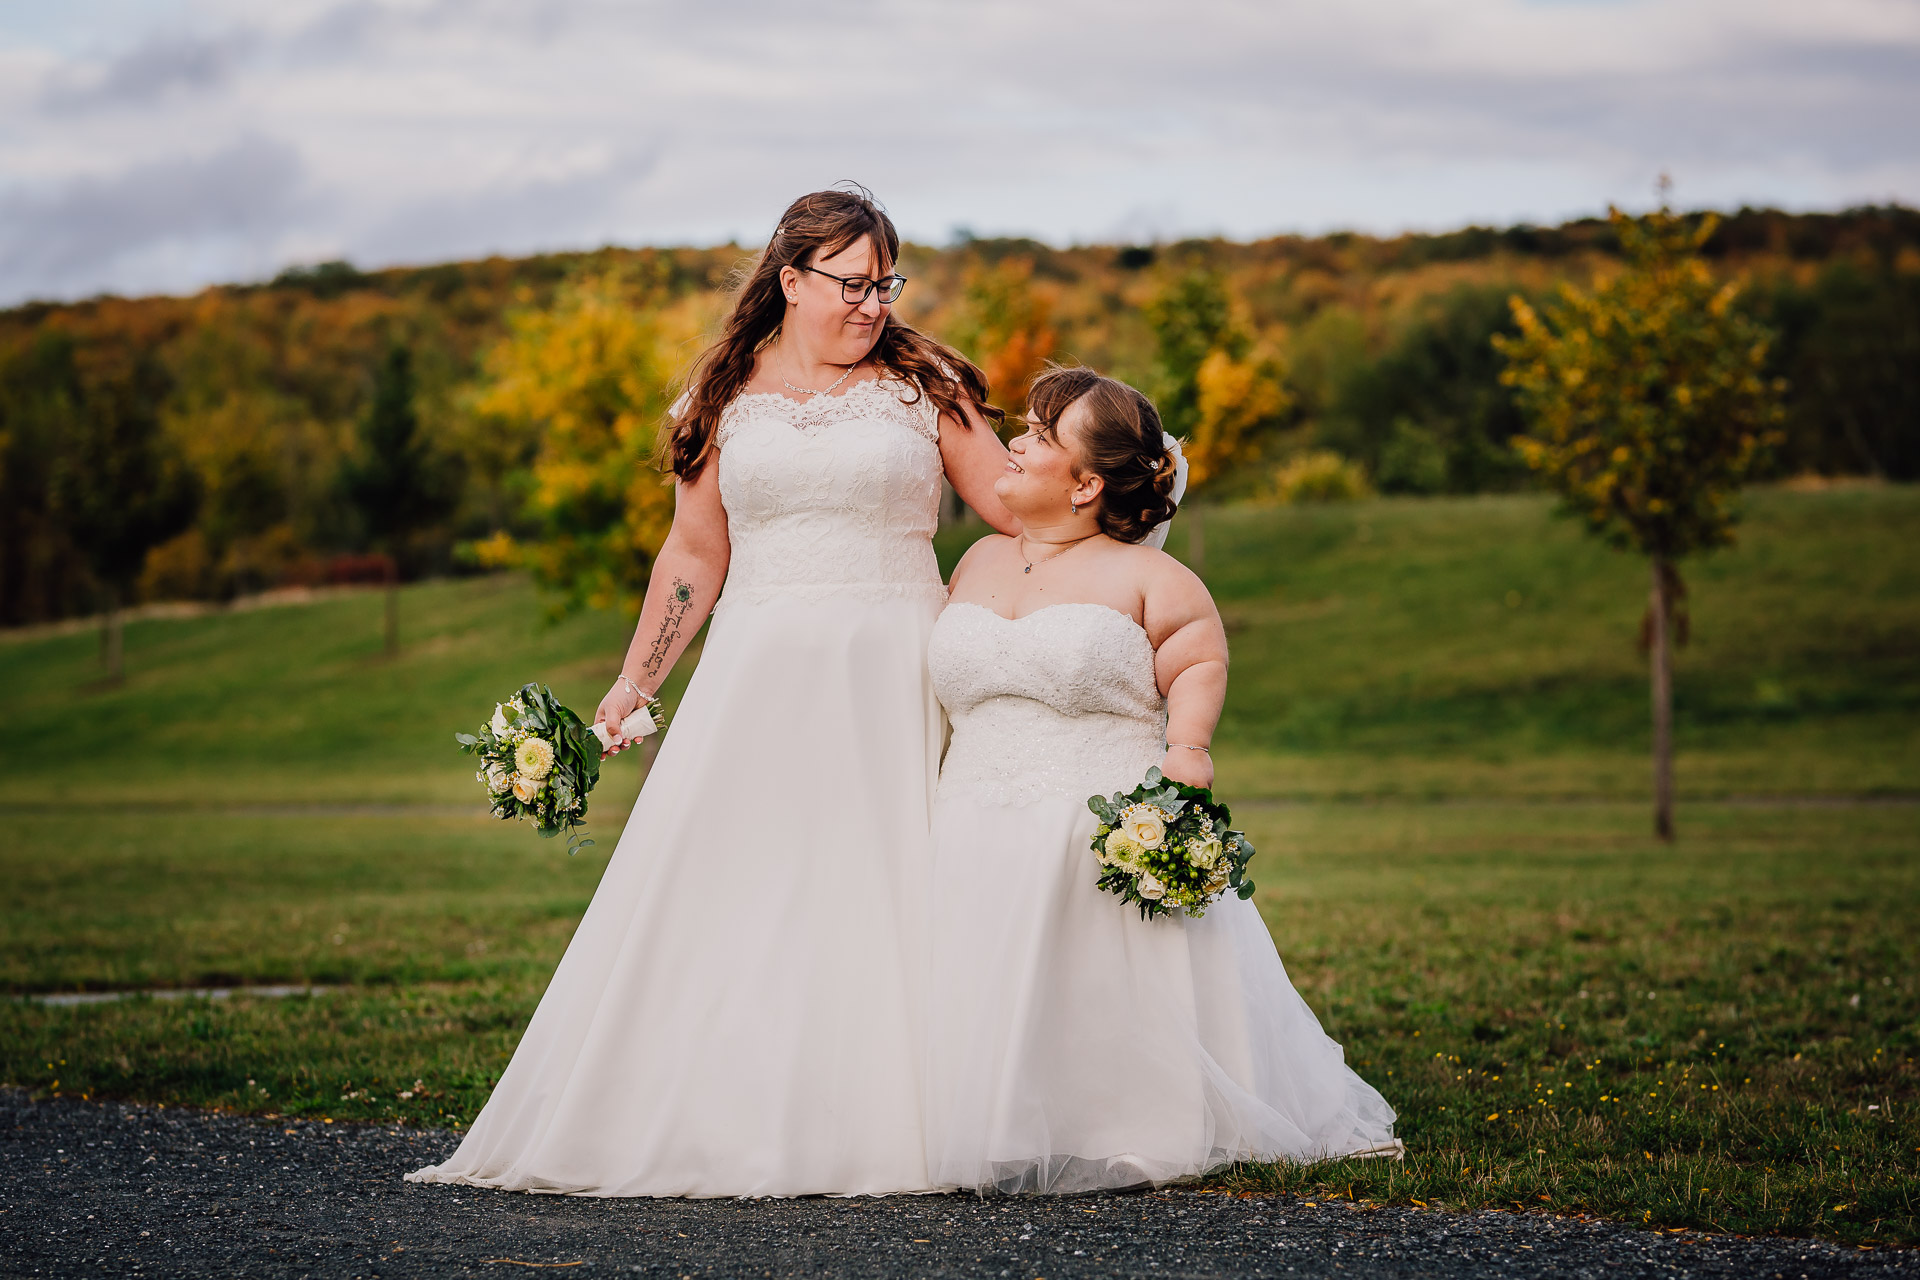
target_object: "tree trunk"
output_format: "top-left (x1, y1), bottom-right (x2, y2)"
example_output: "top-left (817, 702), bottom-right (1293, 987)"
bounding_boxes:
top-left (1187, 503), bottom-right (1205, 577)
top-left (1649, 556), bottom-right (1674, 841)
top-left (102, 585), bottom-right (124, 684)
top-left (383, 571), bottom-right (400, 658)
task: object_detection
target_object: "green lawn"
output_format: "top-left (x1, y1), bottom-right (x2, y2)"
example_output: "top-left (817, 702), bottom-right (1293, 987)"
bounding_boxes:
top-left (2, 483), bottom-right (1916, 1244)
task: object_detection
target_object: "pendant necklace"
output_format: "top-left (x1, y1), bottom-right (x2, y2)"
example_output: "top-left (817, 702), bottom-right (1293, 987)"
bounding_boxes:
top-left (1020, 533), bottom-right (1094, 574)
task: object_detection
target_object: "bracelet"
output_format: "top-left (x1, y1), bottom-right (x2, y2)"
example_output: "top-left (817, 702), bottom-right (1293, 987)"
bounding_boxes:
top-left (1168, 742), bottom-right (1211, 755)
top-left (615, 674), bottom-right (650, 701)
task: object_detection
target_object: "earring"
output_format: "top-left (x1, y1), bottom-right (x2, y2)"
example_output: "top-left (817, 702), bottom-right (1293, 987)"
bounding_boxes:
top-left (1070, 500), bottom-right (1080, 514)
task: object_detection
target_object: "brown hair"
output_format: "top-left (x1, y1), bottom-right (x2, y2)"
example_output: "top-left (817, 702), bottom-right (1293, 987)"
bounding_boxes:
top-left (1025, 365), bottom-right (1178, 543)
top-left (663, 185), bottom-right (1002, 479)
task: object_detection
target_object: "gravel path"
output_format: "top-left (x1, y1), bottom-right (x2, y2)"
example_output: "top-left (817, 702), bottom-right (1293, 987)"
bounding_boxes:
top-left (3, 1090), bottom-right (1913, 1279)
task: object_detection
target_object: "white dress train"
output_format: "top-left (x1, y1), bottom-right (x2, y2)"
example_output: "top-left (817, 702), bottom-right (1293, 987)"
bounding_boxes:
top-left (924, 602), bottom-right (1400, 1194)
top-left (406, 377), bottom-right (950, 1197)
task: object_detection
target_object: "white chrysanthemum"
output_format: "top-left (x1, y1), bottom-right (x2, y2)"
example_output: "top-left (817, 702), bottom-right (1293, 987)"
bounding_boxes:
top-left (510, 773), bottom-right (541, 804)
top-left (1119, 804), bottom-right (1168, 850)
top-left (1136, 872), bottom-right (1167, 900)
top-left (1103, 833), bottom-right (1145, 867)
top-left (515, 736), bottom-right (555, 780)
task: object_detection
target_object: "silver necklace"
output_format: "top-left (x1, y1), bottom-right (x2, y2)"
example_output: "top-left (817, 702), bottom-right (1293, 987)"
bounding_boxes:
top-left (1020, 533), bottom-right (1095, 574)
top-left (780, 361), bottom-right (855, 397)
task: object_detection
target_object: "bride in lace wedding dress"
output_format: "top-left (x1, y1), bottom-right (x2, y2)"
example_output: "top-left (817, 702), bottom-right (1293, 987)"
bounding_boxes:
top-left (406, 188), bottom-right (1016, 1198)
top-left (924, 368), bottom-right (1400, 1193)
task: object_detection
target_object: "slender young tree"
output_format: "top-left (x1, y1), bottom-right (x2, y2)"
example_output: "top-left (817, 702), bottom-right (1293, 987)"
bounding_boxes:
top-left (1495, 204), bottom-right (1785, 839)
top-left (338, 343), bottom-right (457, 654)
top-left (48, 347), bottom-right (199, 683)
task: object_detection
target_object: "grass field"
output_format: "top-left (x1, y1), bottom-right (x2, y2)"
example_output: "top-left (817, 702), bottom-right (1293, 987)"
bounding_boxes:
top-left (2, 485), bottom-right (1916, 1244)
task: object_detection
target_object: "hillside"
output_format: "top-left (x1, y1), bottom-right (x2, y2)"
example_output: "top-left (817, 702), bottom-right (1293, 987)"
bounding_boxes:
top-left (5, 483), bottom-right (1913, 809)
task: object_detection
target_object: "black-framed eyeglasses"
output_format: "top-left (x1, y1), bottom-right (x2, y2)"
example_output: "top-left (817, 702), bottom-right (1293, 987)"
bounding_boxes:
top-left (799, 266), bottom-right (907, 305)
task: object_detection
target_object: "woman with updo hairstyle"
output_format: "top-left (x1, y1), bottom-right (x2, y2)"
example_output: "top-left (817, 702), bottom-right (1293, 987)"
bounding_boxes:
top-left (410, 186), bottom-right (1019, 1199)
top-left (1022, 366), bottom-right (1181, 544)
top-left (921, 364), bottom-right (1402, 1194)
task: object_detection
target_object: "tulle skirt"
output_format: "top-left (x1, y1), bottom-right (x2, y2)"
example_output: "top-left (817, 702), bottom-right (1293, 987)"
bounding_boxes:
top-left (406, 590), bottom-right (946, 1197)
top-left (925, 794), bottom-right (1400, 1194)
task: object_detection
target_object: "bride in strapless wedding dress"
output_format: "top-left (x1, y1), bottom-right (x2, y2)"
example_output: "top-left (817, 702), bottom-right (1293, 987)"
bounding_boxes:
top-left (924, 368), bottom-right (1401, 1194)
top-left (406, 188), bottom-right (1017, 1198)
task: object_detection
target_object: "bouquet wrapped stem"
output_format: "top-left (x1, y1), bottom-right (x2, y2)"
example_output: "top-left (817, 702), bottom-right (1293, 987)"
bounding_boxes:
top-left (458, 682), bottom-right (666, 854)
top-left (1087, 767), bottom-right (1256, 919)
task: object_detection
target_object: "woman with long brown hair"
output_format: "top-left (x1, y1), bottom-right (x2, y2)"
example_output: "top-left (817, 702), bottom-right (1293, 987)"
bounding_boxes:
top-left (409, 186), bottom-right (1017, 1197)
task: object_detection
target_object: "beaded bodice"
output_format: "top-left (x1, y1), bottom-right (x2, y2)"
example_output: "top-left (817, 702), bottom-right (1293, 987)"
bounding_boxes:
top-left (715, 377), bottom-right (945, 609)
top-left (930, 602), bottom-right (1168, 807)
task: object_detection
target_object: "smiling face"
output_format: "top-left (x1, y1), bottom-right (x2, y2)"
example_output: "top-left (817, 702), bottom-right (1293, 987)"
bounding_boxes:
top-left (995, 394), bottom-right (1105, 523)
top-left (779, 235), bottom-right (893, 367)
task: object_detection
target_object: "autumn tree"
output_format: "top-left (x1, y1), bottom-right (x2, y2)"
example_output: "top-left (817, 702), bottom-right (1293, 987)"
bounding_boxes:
top-left (947, 256), bottom-right (1058, 420)
top-left (337, 343), bottom-right (459, 654)
top-left (466, 270), bottom-right (700, 617)
top-left (47, 342), bottom-right (199, 682)
top-left (1495, 205), bottom-right (1785, 839)
top-left (1144, 268), bottom-right (1288, 489)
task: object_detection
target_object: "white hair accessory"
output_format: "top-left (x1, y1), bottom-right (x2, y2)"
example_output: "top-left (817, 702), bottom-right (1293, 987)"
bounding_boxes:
top-left (1142, 433), bottom-right (1189, 550)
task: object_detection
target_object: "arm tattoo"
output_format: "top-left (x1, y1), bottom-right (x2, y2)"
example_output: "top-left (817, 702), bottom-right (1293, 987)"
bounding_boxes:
top-left (642, 578), bottom-right (696, 680)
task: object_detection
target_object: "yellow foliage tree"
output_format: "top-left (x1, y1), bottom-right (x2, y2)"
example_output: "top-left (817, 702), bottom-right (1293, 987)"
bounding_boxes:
top-left (1495, 205), bottom-right (1785, 839)
top-left (1144, 268), bottom-right (1288, 490)
top-left (468, 271), bottom-right (704, 616)
top-left (1190, 346), bottom-right (1290, 488)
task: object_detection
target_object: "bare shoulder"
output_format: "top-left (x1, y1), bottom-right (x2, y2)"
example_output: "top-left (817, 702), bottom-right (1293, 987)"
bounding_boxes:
top-left (1109, 541), bottom-right (1206, 597)
top-left (1124, 543), bottom-right (1220, 639)
top-left (948, 531), bottom-right (1018, 588)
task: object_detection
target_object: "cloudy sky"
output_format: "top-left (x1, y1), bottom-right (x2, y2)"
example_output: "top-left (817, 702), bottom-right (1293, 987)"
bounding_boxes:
top-left (2, 0), bottom-right (1916, 305)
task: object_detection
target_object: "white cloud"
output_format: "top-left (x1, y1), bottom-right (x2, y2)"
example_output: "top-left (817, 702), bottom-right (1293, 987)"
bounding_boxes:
top-left (0, 0), bottom-right (1915, 303)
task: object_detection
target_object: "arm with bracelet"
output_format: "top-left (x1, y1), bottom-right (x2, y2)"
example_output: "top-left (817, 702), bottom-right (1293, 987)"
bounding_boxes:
top-left (593, 456), bottom-right (731, 756)
top-left (1144, 555), bottom-right (1229, 792)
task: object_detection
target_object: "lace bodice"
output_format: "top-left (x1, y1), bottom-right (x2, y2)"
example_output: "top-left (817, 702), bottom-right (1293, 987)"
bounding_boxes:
top-left (930, 602), bottom-right (1169, 807)
top-left (715, 376), bottom-right (945, 609)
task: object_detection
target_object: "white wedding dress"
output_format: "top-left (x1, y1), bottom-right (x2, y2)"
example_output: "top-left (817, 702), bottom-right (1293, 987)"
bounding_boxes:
top-left (924, 601), bottom-right (1400, 1193)
top-left (407, 376), bottom-right (950, 1197)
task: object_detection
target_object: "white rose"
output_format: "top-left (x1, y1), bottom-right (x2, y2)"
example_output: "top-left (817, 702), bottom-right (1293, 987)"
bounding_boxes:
top-left (485, 764), bottom-right (510, 794)
top-left (1119, 804), bottom-right (1168, 850)
top-left (1189, 834), bottom-right (1224, 869)
top-left (1103, 833), bottom-right (1145, 868)
top-left (515, 736), bottom-right (555, 780)
top-left (1136, 872), bottom-right (1167, 900)
top-left (1205, 866), bottom-right (1230, 894)
top-left (490, 704), bottom-right (510, 735)
top-left (510, 773), bottom-right (542, 804)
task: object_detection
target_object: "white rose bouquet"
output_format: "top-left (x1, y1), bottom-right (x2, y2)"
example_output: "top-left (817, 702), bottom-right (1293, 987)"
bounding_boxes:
top-left (457, 682), bottom-right (666, 854)
top-left (1086, 767), bottom-right (1256, 920)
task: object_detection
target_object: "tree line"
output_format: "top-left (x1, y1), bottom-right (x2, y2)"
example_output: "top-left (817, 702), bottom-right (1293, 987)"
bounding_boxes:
top-left (1, 205), bottom-right (1914, 635)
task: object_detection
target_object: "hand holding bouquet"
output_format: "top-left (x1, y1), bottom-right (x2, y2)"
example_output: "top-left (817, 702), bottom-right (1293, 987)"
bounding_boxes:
top-left (458, 682), bottom-right (666, 854)
top-left (1087, 767), bottom-right (1256, 920)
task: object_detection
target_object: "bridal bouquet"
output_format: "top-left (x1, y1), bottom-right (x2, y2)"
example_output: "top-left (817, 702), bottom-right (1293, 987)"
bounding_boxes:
top-left (1087, 768), bottom-right (1256, 920)
top-left (457, 682), bottom-right (666, 854)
